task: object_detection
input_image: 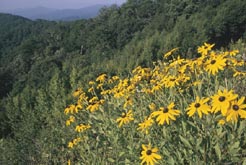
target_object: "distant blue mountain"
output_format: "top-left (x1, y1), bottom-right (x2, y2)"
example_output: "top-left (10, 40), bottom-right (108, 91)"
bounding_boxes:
top-left (4, 5), bottom-right (107, 21)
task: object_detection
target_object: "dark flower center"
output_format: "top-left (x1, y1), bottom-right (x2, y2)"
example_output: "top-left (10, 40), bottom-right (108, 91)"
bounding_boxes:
top-left (170, 78), bottom-right (175, 81)
top-left (232, 105), bottom-right (239, 111)
top-left (146, 150), bottom-right (152, 155)
top-left (163, 108), bottom-right (169, 113)
top-left (122, 113), bottom-right (126, 118)
top-left (211, 60), bottom-right (216, 64)
top-left (195, 103), bottom-right (201, 108)
top-left (219, 96), bottom-right (226, 102)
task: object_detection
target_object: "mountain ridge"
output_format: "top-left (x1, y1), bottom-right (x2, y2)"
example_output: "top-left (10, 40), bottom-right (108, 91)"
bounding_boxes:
top-left (1, 4), bottom-right (109, 21)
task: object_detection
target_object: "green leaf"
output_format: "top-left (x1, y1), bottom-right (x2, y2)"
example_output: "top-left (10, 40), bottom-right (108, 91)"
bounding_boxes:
top-left (214, 143), bottom-right (221, 161)
top-left (181, 121), bottom-right (187, 133)
top-left (168, 157), bottom-right (175, 165)
top-left (195, 137), bottom-right (202, 149)
top-left (125, 158), bottom-right (131, 164)
top-left (187, 121), bottom-right (198, 129)
top-left (108, 158), bottom-right (115, 163)
top-left (119, 152), bottom-right (125, 157)
top-left (228, 141), bottom-right (240, 154)
top-left (230, 141), bottom-right (240, 150)
top-left (238, 121), bottom-right (245, 134)
top-left (242, 158), bottom-right (246, 165)
top-left (179, 135), bottom-right (192, 149)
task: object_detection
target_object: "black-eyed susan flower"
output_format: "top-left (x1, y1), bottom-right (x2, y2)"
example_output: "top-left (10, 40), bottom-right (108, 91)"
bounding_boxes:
top-left (89, 96), bottom-right (99, 103)
top-left (73, 88), bottom-right (83, 97)
top-left (140, 144), bottom-right (161, 165)
top-left (197, 42), bottom-right (215, 56)
top-left (64, 104), bottom-right (76, 114)
top-left (68, 142), bottom-right (74, 148)
top-left (68, 137), bottom-right (81, 149)
top-left (149, 103), bottom-right (157, 111)
top-left (165, 75), bottom-right (180, 88)
top-left (66, 116), bottom-right (75, 126)
top-left (116, 110), bottom-right (134, 127)
top-left (163, 47), bottom-right (178, 59)
top-left (73, 137), bottom-right (81, 145)
top-left (226, 97), bottom-right (246, 122)
top-left (228, 49), bottom-right (239, 56)
top-left (74, 104), bottom-right (83, 113)
top-left (96, 83), bottom-right (104, 90)
top-left (187, 96), bottom-right (210, 118)
top-left (211, 89), bottom-right (238, 116)
top-left (233, 69), bottom-right (246, 77)
top-left (96, 74), bottom-right (107, 83)
top-left (75, 124), bottom-right (91, 132)
top-left (137, 116), bottom-right (154, 134)
top-left (86, 102), bottom-right (100, 112)
top-left (123, 97), bottom-right (133, 109)
top-left (88, 80), bottom-right (95, 85)
top-left (151, 102), bottom-right (180, 125)
top-left (169, 55), bottom-right (185, 67)
top-left (218, 119), bottom-right (226, 125)
top-left (205, 54), bottom-right (227, 75)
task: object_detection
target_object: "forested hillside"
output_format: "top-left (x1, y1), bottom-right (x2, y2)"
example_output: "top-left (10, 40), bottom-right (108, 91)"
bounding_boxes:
top-left (1, 0), bottom-right (246, 164)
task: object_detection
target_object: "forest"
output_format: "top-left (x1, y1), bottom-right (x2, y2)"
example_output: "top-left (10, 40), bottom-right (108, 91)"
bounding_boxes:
top-left (0, 0), bottom-right (246, 164)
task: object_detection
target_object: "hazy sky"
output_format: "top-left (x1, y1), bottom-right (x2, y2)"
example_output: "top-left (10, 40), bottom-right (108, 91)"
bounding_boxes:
top-left (0, 0), bottom-right (127, 11)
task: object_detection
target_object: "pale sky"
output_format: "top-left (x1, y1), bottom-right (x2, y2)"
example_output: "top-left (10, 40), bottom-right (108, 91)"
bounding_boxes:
top-left (0, 0), bottom-right (127, 11)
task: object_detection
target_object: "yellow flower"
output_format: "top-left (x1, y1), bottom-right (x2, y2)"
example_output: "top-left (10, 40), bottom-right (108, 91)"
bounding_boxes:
top-left (164, 75), bottom-right (180, 88)
top-left (205, 54), bottom-right (227, 75)
top-left (169, 55), bottom-right (185, 67)
top-left (73, 137), bottom-right (81, 145)
top-left (64, 105), bottom-right (75, 114)
top-left (116, 110), bottom-right (134, 127)
top-left (192, 81), bottom-right (202, 86)
top-left (186, 96), bottom-right (210, 118)
top-left (226, 97), bottom-right (246, 122)
top-left (64, 106), bottom-right (71, 115)
top-left (112, 75), bottom-right (119, 81)
top-left (163, 48), bottom-right (179, 59)
top-left (68, 159), bottom-right (71, 165)
top-left (75, 104), bottom-right (83, 113)
top-left (151, 102), bottom-right (180, 125)
top-left (86, 103), bottom-right (100, 112)
top-left (233, 69), bottom-right (246, 77)
top-left (137, 117), bottom-right (154, 134)
top-left (68, 142), bottom-right (74, 148)
top-left (140, 144), bottom-right (161, 165)
top-left (89, 81), bottom-right (95, 85)
top-left (211, 89), bottom-right (238, 116)
top-left (197, 43), bottom-right (215, 56)
top-left (68, 137), bottom-right (81, 149)
top-left (218, 119), bottom-right (225, 125)
top-left (89, 96), bottom-right (98, 103)
top-left (75, 124), bottom-right (91, 132)
top-left (88, 87), bottom-right (94, 93)
top-left (73, 88), bottom-right (82, 97)
top-left (96, 74), bottom-right (107, 83)
top-left (228, 49), bottom-right (239, 56)
top-left (66, 116), bottom-right (75, 126)
top-left (96, 83), bottom-right (103, 90)
top-left (149, 103), bottom-right (157, 111)
top-left (123, 97), bottom-right (133, 109)
top-left (151, 84), bottom-right (162, 93)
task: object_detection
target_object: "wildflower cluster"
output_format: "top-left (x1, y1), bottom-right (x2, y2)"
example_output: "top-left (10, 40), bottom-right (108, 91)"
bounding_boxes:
top-left (64, 43), bottom-right (246, 164)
